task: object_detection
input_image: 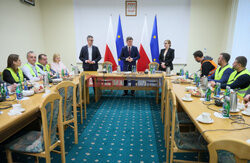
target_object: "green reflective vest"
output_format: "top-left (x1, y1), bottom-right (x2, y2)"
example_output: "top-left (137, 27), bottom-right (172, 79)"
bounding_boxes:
top-left (36, 62), bottom-right (50, 72)
top-left (227, 69), bottom-right (250, 97)
top-left (5, 68), bottom-right (24, 83)
top-left (24, 63), bottom-right (41, 77)
top-left (214, 64), bottom-right (232, 80)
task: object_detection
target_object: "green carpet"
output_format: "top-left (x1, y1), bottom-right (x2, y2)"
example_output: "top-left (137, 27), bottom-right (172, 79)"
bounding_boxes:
top-left (0, 89), bottom-right (209, 163)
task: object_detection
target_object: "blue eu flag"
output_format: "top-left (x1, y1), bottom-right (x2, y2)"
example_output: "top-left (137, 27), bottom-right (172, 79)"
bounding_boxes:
top-left (150, 15), bottom-right (159, 63)
top-left (116, 15), bottom-right (125, 71)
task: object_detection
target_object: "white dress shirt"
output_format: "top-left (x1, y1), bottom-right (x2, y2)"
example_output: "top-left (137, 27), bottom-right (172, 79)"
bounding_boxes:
top-left (88, 46), bottom-right (92, 61)
top-left (21, 62), bottom-right (45, 81)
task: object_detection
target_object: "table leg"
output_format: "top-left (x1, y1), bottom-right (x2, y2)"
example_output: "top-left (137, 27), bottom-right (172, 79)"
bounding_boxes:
top-left (156, 88), bottom-right (159, 104)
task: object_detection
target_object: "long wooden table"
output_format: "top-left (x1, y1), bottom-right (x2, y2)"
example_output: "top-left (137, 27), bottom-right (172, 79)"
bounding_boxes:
top-left (0, 76), bottom-right (80, 143)
top-left (85, 72), bottom-right (163, 104)
top-left (171, 82), bottom-right (250, 144)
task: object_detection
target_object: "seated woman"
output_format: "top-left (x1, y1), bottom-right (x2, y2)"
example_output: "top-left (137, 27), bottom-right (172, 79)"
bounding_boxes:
top-left (3, 54), bottom-right (27, 84)
top-left (159, 40), bottom-right (175, 71)
top-left (51, 53), bottom-right (69, 74)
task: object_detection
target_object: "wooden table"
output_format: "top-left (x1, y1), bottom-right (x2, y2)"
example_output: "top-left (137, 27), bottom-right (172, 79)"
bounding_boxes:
top-left (171, 82), bottom-right (250, 144)
top-left (85, 72), bottom-right (164, 104)
top-left (0, 76), bottom-right (80, 143)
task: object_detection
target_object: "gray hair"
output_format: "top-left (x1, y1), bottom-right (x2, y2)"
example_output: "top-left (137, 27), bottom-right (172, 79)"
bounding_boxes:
top-left (27, 51), bottom-right (34, 58)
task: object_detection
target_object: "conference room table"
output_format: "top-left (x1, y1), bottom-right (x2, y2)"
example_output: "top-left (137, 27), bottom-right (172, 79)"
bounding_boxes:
top-left (84, 71), bottom-right (163, 104)
top-left (170, 78), bottom-right (250, 145)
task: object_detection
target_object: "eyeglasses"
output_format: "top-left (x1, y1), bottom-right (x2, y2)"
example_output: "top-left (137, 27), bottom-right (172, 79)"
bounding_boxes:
top-left (89, 40), bottom-right (94, 42)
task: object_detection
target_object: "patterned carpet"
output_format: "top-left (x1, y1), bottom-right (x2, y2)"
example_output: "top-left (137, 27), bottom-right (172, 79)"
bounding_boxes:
top-left (0, 89), bottom-right (209, 163)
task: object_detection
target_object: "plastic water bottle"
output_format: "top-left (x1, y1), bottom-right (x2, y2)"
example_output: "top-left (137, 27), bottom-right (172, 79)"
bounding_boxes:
top-left (61, 69), bottom-right (64, 77)
top-left (16, 84), bottom-right (23, 100)
top-left (1, 84), bottom-right (6, 98)
top-left (196, 77), bottom-right (200, 87)
top-left (205, 87), bottom-right (211, 101)
top-left (56, 72), bottom-right (60, 78)
top-left (223, 96), bottom-right (230, 117)
top-left (4, 83), bottom-right (9, 98)
top-left (225, 86), bottom-right (230, 96)
top-left (215, 82), bottom-right (221, 97)
top-left (24, 78), bottom-right (28, 90)
top-left (185, 71), bottom-right (189, 79)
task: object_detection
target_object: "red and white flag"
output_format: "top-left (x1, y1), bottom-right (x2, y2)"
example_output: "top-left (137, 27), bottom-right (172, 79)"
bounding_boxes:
top-left (137, 16), bottom-right (152, 71)
top-left (104, 16), bottom-right (118, 70)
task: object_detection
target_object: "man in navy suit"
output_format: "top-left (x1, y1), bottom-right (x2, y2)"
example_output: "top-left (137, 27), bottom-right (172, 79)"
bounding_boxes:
top-left (120, 36), bottom-right (140, 96)
top-left (79, 35), bottom-right (102, 71)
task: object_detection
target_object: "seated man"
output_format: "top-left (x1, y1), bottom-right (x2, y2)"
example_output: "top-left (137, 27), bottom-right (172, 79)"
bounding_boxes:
top-left (208, 53), bottom-right (234, 87)
top-left (36, 54), bottom-right (55, 75)
top-left (21, 51), bottom-right (46, 81)
top-left (222, 56), bottom-right (250, 97)
top-left (193, 50), bottom-right (217, 77)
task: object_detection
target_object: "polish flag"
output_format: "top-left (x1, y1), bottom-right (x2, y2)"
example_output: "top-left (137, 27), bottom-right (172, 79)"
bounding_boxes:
top-left (137, 16), bottom-right (152, 71)
top-left (104, 16), bottom-right (118, 70)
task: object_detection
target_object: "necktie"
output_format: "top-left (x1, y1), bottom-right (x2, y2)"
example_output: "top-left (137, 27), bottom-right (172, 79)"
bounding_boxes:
top-left (129, 47), bottom-right (131, 56)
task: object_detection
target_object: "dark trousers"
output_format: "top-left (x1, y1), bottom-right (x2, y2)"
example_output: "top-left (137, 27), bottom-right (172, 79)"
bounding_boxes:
top-left (124, 64), bottom-right (135, 94)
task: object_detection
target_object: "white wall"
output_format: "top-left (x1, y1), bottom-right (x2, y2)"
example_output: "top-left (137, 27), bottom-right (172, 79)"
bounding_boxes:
top-left (74, 0), bottom-right (191, 65)
top-left (0, 0), bottom-right (44, 71)
top-left (231, 0), bottom-right (250, 70)
top-left (0, 0), bottom-right (237, 74)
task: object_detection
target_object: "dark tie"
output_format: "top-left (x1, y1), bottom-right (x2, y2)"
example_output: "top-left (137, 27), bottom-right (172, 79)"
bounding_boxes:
top-left (128, 47), bottom-right (131, 56)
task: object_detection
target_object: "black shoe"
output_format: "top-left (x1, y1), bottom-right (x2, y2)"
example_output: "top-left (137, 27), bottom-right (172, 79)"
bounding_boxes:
top-left (122, 93), bottom-right (128, 96)
top-left (131, 93), bottom-right (135, 96)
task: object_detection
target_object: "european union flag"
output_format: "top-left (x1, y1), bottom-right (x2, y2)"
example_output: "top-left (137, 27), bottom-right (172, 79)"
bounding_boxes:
top-left (116, 15), bottom-right (124, 71)
top-left (150, 15), bottom-right (159, 63)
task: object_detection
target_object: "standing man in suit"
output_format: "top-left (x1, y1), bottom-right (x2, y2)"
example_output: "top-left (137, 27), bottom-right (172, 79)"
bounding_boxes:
top-left (79, 35), bottom-right (102, 71)
top-left (159, 40), bottom-right (175, 71)
top-left (120, 36), bottom-right (140, 96)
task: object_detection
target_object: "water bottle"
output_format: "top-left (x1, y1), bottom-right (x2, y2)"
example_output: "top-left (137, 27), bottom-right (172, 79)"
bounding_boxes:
top-left (223, 96), bottom-right (230, 117)
top-left (16, 84), bottom-right (23, 100)
top-left (110, 65), bottom-right (112, 73)
top-left (215, 82), bottom-right (221, 97)
top-left (194, 73), bottom-right (197, 84)
top-left (185, 71), bottom-right (189, 79)
top-left (225, 86), bottom-right (230, 96)
top-left (65, 70), bottom-right (68, 77)
top-left (4, 83), bottom-right (9, 98)
top-left (1, 84), bottom-right (6, 98)
top-left (205, 86), bottom-right (211, 101)
top-left (61, 69), bottom-right (64, 77)
top-left (152, 66), bottom-right (155, 74)
top-left (43, 73), bottom-right (49, 87)
top-left (24, 78), bottom-right (28, 90)
top-left (117, 65), bottom-right (121, 73)
top-left (196, 77), bottom-right (200, 87)
top-left (56, 72), bottom-right (60, 78)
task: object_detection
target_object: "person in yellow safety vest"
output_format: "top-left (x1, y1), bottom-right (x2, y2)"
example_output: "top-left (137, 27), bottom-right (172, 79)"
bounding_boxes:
top-left (2, 54), bottom-right (27, 84)
top-left (208, 53), bottom-right (234, 87)
top-left (36, 54), bottom-right (55, 75)
top-left (193, 50), bottom-right (217, 77)
top-left (222, 56), bottom-right (250, 97)
top-left (21, 51), bottom-right (46, 81)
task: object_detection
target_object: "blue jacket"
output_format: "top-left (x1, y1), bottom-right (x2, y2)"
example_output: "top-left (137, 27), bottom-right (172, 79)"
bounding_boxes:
top-left (119, 46), bottom-right (140, 71)
top-left (208, 67), bottom-right (234, 84)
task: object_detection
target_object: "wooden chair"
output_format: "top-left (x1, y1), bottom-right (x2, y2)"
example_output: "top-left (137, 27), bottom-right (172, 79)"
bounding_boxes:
top-left (148, 62), bottom-right (159, 70)
top-left (55, 81), bottom-right (78, 144)
top-left (167, 89), bottom-right (207, 163)
top-left (161, 78), bottom-right (167, 123)
top-left (6, 93), bottom-right (65, 163)
top-left (79, 71), bottom-right (87, 123)
top-left (208, 139), bottom-right (250, 163)
top-left (102, 61), bottom-right (113, 70)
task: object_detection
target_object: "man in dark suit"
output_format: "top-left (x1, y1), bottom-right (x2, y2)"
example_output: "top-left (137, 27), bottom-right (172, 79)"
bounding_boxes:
top-left (79, 35), bottom-right (102, 71)
top-left (120, 36), bottom-right (140, 96)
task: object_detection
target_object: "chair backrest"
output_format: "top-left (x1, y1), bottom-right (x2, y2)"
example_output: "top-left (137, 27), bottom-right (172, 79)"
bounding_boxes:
top-left (208, 139), bottom-right (250, 163)
top-left (39, 92), bottom-right (63, 151)
top-left (79, 71), bottom-right (85, 103)
top-left (55, 81), bottom-right (77, 122)
top-left (148, 62), bottom-right (159, 70)
top-left (102, 61), bottom-right (113, 69)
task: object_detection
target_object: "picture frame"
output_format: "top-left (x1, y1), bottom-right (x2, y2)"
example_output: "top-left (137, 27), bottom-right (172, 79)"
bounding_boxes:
top-left (125, 1), bottom-right (137, 16)
top-left (23, 0), bottom-right (35, 6)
